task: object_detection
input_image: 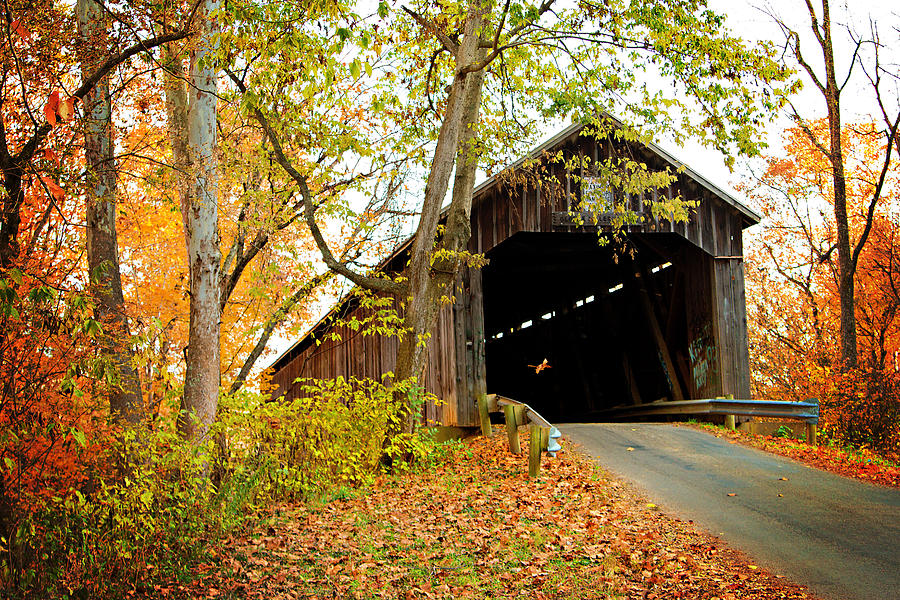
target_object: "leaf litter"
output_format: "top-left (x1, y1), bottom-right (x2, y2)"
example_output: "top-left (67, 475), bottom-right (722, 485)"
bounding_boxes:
top-left (681, 423), bottom-right (900, 488)
top-left (139, 431), bottom-right (820, 599)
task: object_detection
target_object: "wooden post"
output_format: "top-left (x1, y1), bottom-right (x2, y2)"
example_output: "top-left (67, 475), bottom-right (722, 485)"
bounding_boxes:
top-left (806, 423), bottom-right (818, 446)
top-left (503, 405), bottom-right (521, 454)
top-left (514, 405), bottom-right (526, 426)
top-left (528, 424), bottom-right (543, 478)
top-left (724, 394), bottom-right (735, 430)
top-left (477, 393), bottom-right (492, 437)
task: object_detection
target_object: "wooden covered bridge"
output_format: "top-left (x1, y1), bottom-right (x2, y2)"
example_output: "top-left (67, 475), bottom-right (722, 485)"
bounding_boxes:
top-left (270, 122), bottom-right (756, 427)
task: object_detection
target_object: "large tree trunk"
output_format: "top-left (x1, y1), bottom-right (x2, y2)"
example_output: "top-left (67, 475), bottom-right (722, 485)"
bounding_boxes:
top-left (818, 0), bottom-right (856, 369)
top-left (77, 0), bottom-right (143, 423)
top-left (393, 4), bottom-right (489, 432)
top-left (162, 44), bottom-right (193, 258)
top-left (178, 0), bottom-right (222, 441)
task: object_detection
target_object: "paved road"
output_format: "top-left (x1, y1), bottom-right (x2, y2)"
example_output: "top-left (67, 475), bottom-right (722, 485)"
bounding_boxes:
top-left (561, 423), bottom-right (900, 600)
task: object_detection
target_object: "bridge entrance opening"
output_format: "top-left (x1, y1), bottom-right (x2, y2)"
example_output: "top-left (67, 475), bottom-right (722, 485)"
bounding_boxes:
top-left (482, 231), bottom-right (694, 422)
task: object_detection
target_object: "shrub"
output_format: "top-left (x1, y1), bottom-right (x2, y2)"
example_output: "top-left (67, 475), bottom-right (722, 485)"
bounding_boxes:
top-left (221, 375), bottom-right (439, 501)
top-left (819, 367), bottom-right (900, 456)
top-left (2, 360), bottom-right (444, 598)
top-left (3, 417), bottom-right (268, 599)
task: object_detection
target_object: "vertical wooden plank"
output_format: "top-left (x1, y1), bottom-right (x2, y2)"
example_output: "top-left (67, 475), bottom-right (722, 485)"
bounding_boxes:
top-left (535, 181), bottom-right (542, 232)
top-left (453, 269), bottom-right (468, 427)
top-left (470, 267), bottom-right (487, 413)
top-left (667, 185), bottom-right (675, 233)
top-left (521, 182), bottom-right (528, 232)
top-left (687, 193), bottom-right (701, 249)
top-left (729, 257), bottom-right (752, 398)
top-left (491, 190), bottom-right (498, 250)
top-left (701, 196), bottom-right (714, 255)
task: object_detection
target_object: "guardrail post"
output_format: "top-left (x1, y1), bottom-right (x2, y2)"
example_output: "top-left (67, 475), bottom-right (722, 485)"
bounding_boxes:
top-left (503, 404), bottom-right (521, 454)
top-left (528, 425), bottom-right (543, 477)
top-left (477, 393), bottom-right (492, 437)
top-left (514, 405), bottom-right (526, 426)
top-left (806, 422), bottom-right (818, 446)
top-left (724, 394), bottom-right (736, 430)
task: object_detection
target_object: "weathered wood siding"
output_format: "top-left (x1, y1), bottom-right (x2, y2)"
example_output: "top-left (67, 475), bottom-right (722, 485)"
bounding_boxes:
top-left (270, 124), bottom-right (756, 426)
top-left (271, 266), bottom-right (486, 428)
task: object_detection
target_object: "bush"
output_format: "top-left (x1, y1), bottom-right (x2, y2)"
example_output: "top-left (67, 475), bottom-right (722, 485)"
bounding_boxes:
top-left (2, 418), bottom-right (267, 599)
top-left (222, 375), bottom-right (439, 501)
top-left (819, 367), bottom-right (900, 456)
top-left (1, 367), bottom-right (444, 598)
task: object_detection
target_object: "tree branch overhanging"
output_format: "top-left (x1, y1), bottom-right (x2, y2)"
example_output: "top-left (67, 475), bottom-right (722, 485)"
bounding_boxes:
top-left (224, 69), bottom-right (404, 296)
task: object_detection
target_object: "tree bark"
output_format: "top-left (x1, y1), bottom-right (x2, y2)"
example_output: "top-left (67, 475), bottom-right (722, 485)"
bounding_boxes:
top-left (818, 2), bottom-right (856, 369)
top-left (178, 0), bottom-right (222, 441)
top-left (77, 0), bottom-right (143, 423)
top-left (393, 2), bottom-right (489, 432)
top-left (162, 44), bottom-right (193, 259)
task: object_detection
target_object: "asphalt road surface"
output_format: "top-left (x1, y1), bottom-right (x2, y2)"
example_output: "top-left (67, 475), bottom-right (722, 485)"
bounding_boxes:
top-left (561, 423), bottom-right (900, 600)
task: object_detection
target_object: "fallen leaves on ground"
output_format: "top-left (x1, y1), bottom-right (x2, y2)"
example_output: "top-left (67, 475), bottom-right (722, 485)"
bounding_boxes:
top-left (139, 431), bottom-right (819, 599)
top-left (681, 424), bottom-right (900, 488)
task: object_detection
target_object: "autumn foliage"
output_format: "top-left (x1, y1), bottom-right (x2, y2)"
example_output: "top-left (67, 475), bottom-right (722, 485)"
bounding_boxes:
top-left (746, 121), bottom-right (900, 456)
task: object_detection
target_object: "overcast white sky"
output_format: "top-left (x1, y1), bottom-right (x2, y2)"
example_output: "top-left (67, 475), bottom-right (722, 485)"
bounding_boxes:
top-left (661, 0), bottom-right (898, 205)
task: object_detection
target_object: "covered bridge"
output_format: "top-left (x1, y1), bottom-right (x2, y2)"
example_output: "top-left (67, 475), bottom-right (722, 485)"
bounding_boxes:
top-left (270, 122), bottom-right (757, 427)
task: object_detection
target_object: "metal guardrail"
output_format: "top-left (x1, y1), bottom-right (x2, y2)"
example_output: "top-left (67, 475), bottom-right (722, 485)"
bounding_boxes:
top-left (495, 395), bottom-right (553, 428)
top-left (479, 394), bottom-right (560, 477)
top-left (596, 398), bottom-right (819, 424)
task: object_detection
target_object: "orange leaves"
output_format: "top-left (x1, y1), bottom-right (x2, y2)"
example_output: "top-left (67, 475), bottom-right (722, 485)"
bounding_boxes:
top-left (685, 423), bottom-right (900, 488)
top-left (140, 433), bottom-right (816, 600)
top-left (38, 175), bottom-right (65, 202)
top-left (9, 19), bottom-right (31, 41)
top-left (43, 91), bottom-right (77, 127)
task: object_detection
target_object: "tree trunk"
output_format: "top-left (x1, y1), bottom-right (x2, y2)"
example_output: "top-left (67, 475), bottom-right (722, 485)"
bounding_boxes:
top-left (393, 3), bottom-right (489, 432)
top-left (178, 0), bottom-right (222, 441)
top-left (819, 0), bottom-right (857, 369)
top-left (77, 0), bottom-right (143, 423)
top-left (162, 44), bottom-right (193, 258)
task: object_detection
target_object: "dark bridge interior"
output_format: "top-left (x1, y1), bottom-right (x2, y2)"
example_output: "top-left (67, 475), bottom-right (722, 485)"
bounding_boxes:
top-left (482, 231), bottom-right (691, 422)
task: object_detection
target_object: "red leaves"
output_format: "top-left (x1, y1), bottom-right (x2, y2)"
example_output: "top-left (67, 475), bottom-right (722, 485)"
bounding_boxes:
top-left (43, 91), bottom-right (76, 127)
top-left (10, 19), bottom-right (31, 41)
top-left (38, 175), bottom-right (65, 202)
